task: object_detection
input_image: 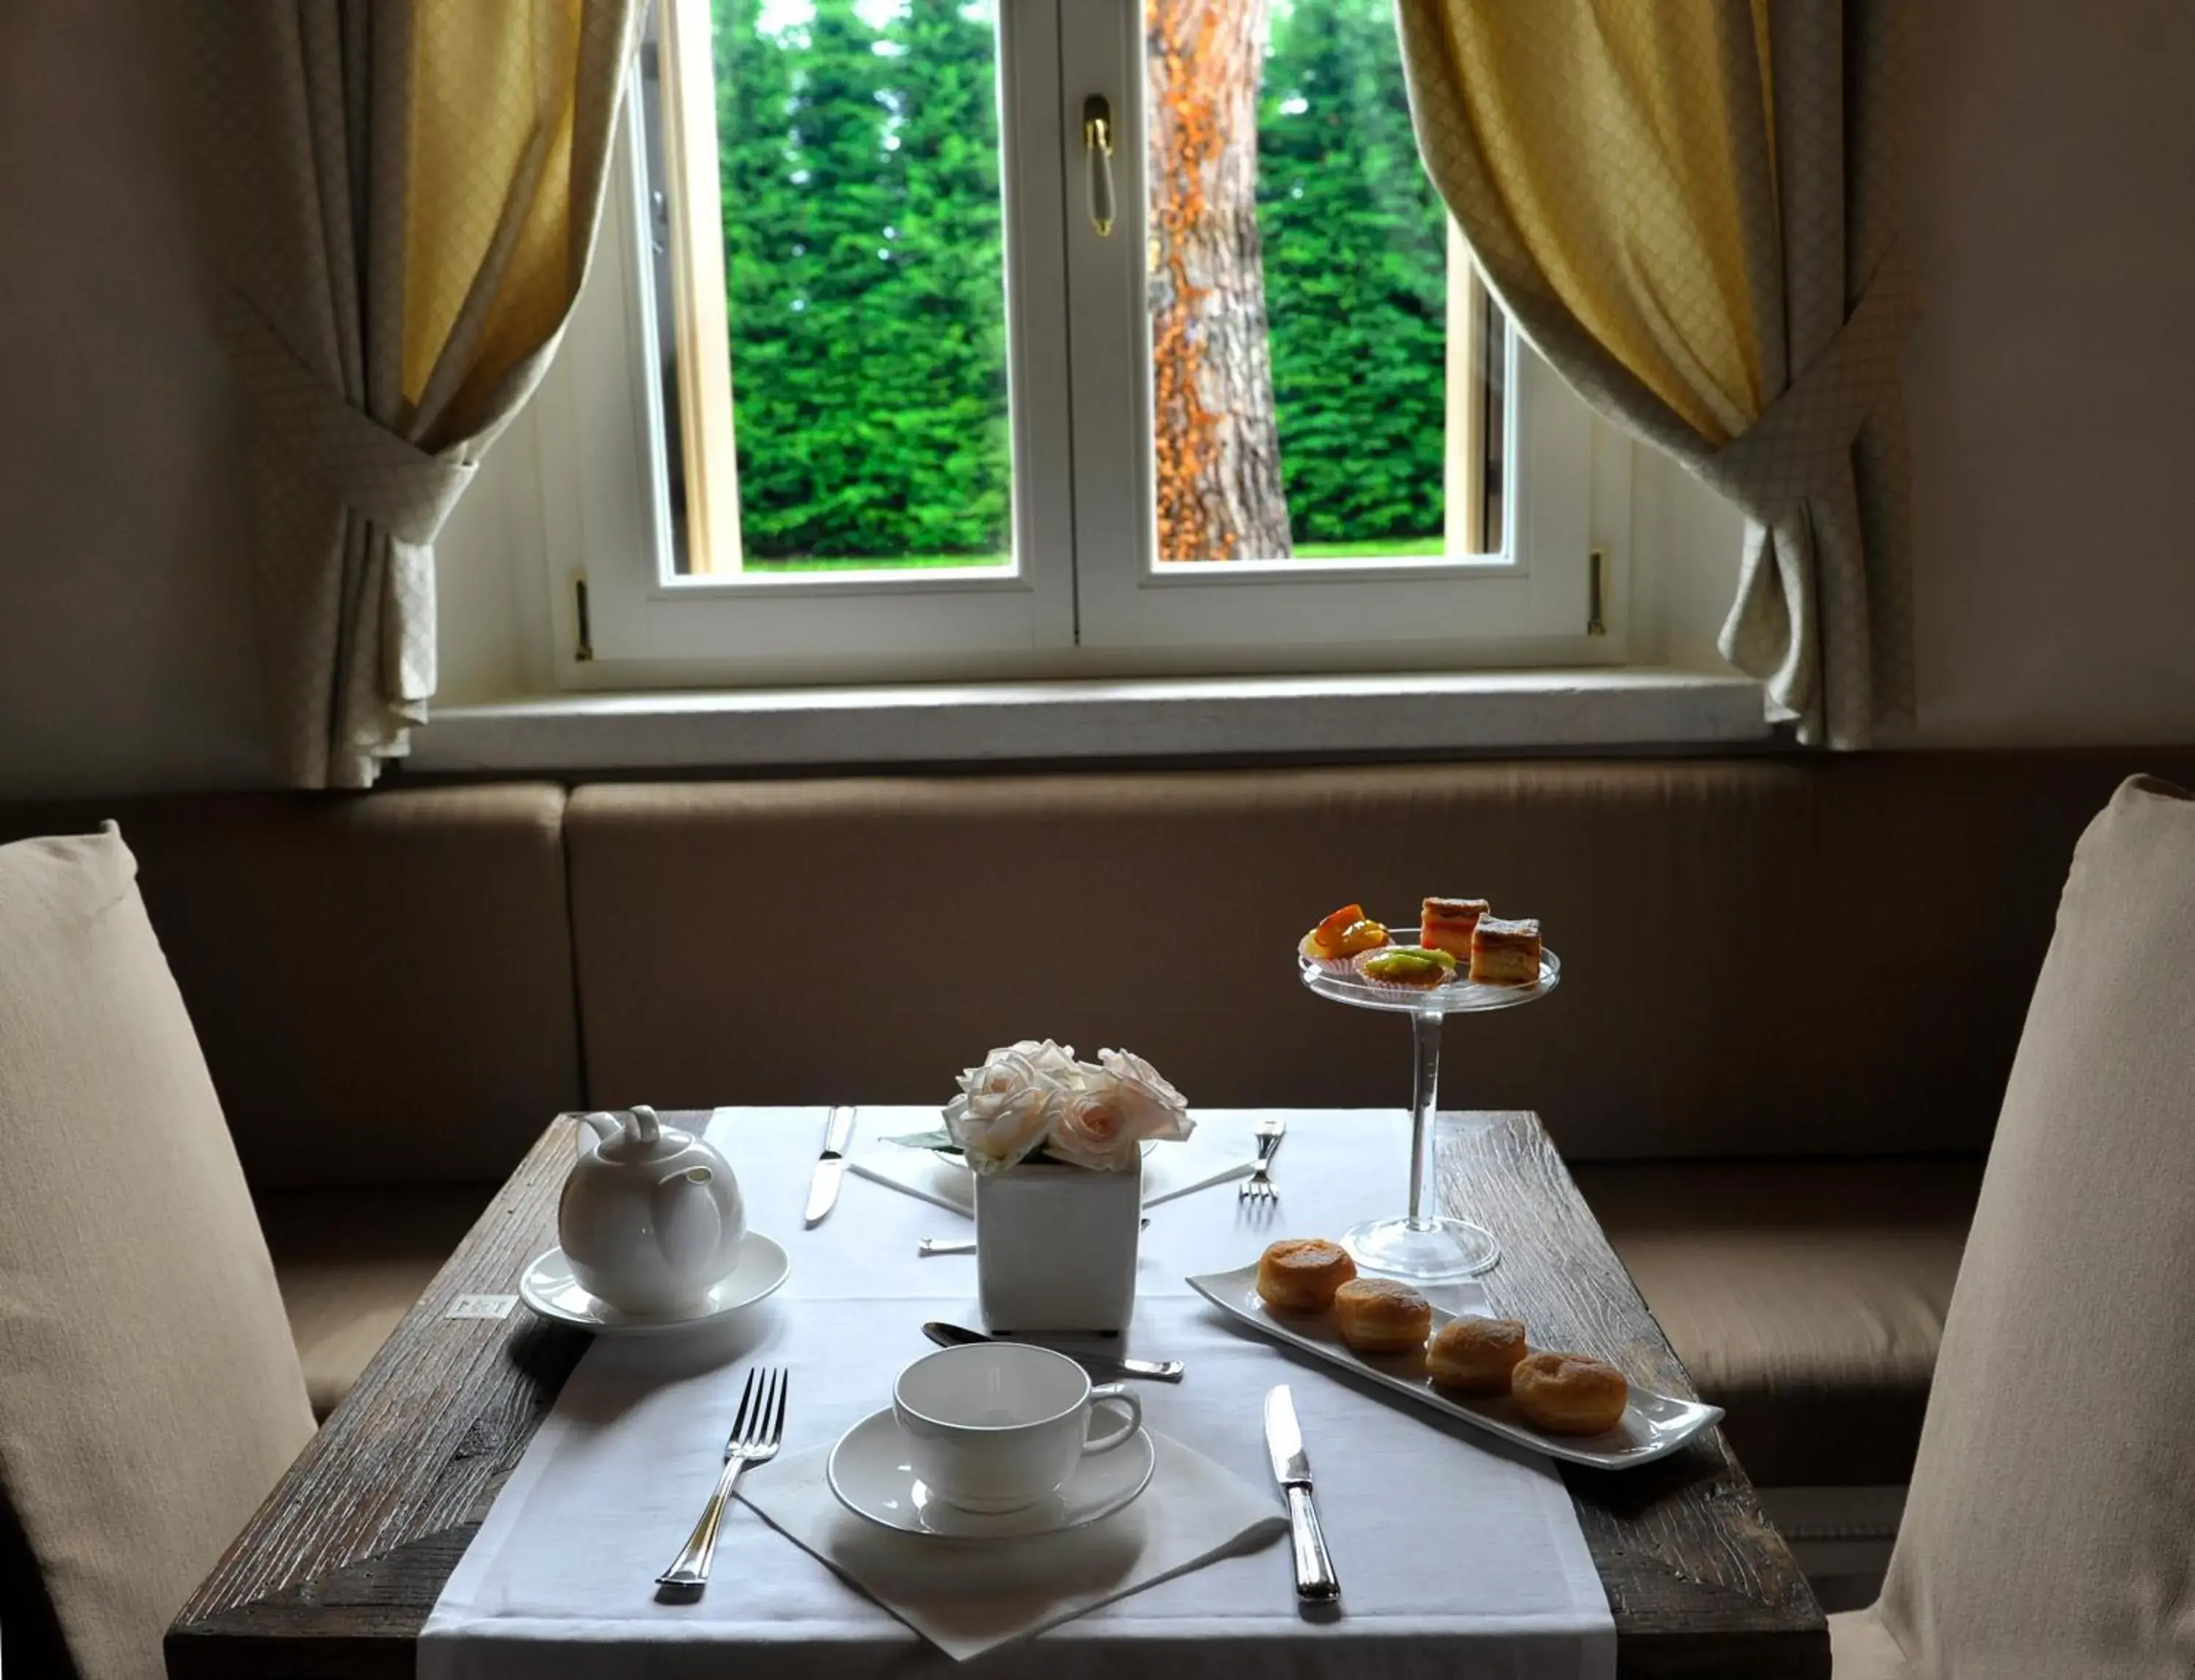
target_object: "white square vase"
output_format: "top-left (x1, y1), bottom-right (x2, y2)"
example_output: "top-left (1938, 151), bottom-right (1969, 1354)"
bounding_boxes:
top-left (974, 1157), bottom-right (1142, 1333)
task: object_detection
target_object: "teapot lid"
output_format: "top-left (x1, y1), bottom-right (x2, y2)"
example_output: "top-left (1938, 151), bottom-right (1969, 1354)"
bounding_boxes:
top-left (593, 1104), bottom-right (683, 1162)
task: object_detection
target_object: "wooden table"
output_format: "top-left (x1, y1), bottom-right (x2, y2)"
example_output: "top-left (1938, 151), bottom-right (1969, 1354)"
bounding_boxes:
top-left (168, 1110), bottom-right (1826, 1679)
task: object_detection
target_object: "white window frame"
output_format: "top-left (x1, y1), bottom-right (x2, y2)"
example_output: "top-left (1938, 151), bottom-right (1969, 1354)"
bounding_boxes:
top-left (536, 0), bottom-right (1628, 689)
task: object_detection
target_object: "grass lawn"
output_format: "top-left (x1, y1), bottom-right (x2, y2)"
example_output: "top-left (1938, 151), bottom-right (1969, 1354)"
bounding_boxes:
top-left (740, 552), bottom-right (1008, 572)
top-left (1293, 536), bottom-right (1445, 559)
top-left (734, 535), bottom-right (1446, 572)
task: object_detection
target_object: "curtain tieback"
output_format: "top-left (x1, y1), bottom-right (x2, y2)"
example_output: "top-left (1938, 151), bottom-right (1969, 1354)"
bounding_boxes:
top-left (1690, 241), bottom-right (1921, 525)
top-left (222, 296), bottom-right (477, 547)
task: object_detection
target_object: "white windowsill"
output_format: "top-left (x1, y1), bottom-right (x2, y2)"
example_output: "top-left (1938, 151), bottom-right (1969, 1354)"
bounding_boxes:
top-left (408, 667), bottom-right (1768, 775)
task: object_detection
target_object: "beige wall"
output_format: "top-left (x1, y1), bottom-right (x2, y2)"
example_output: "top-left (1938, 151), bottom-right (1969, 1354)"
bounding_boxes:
top-left (0, 2), bottom-right (271, 795)
top-left (1, 0), bottom-right (2191, 797)
top-left (1902, 0), bottom-right (2195, 746)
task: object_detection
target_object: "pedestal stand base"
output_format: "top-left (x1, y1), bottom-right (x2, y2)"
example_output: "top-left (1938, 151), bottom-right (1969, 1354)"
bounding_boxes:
top-left (1343, 1215), bottom-right (1501, 1282)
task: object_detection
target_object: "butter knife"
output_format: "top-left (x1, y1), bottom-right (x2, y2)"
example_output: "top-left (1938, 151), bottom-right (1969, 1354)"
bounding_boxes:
top-left (803, 1105), bottom-right (856, 1226)
top-left (921, 1321), bottom-right (1185, 1382)
top-left (1265, 1384), bottom-right (1340, 1601)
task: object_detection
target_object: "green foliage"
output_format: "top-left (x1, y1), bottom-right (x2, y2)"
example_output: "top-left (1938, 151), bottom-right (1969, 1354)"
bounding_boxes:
top-left (885, 0), bottom-right (1014, 556)
top-left (714, 0), bottom-right (1009, 561)
top-left (708, 0), bottom-right (1445, 563)
top-left (1259, 0), bottom-right (1449, 546)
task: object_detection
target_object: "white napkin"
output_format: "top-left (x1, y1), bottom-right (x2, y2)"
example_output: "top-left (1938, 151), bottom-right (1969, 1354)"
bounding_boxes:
top-left (1139, 1139), bottom-right (1262, 1204)
top-left (738, 1430), bottom-right (1286, 1662)
top-left (846, 1142), bottom-right (976, 1215)
top-left (847, 1133), bottom-right (1255, 1218)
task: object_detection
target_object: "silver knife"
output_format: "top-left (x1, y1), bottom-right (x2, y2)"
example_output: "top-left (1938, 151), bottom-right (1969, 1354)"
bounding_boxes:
top-left (921, 1321), bottom-right (1185, 1382)
top-left (803, 1105), bottom-right (856, 1226)
top-left (1265, 1384), bottom-right (1340, 1601)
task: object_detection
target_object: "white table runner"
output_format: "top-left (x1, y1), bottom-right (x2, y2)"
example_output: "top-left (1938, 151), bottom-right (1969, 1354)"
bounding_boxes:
top-left (421, 1108), bottom-right (1616, 1679)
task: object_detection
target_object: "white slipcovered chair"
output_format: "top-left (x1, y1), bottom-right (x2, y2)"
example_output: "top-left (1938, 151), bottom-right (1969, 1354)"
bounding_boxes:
top-left (0, 828), bottom-right (315, 1680)
top-left (1833, 776), bottom-right (2195, 1676)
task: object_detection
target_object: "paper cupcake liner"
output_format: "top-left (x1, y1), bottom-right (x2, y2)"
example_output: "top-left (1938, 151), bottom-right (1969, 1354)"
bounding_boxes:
top-left (1347, 949), bottom-right (1457, 992)
top-left (1350, 975), bottom-right (1455, 995)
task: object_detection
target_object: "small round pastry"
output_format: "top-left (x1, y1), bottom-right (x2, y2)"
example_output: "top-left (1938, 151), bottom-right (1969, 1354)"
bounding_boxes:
top-left (1510, 1351), bottom-right (1629, 1436)
top-left (1332, 1277), bottom-right (1433, 1355)
top-left (1427, 1316), bottom-right (1529, 1395)
top-left (1256, 1238), bottom-right (1357, 1314)
top-left (1354, 944), bottom-right (1457, 989)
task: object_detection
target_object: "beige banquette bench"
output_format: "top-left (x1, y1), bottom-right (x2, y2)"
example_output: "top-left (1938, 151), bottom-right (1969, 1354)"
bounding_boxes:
top-left (7, 747), bottom-right (2183, 1501)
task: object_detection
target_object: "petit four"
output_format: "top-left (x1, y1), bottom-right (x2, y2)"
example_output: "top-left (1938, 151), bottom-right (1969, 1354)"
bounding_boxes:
top-left (1419, 897), bottom-right (1489, 959)
top-left (1354, 945), bottom-right (1457, 989)
top-left (1468, 915), bottom-right (1542, 986)
top-left (1299, 903), bottom-right (1391, 970)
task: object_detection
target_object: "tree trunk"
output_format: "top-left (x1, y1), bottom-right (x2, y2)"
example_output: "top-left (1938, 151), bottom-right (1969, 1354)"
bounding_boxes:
top-left (1147, 0), bottom-right (1291, 560)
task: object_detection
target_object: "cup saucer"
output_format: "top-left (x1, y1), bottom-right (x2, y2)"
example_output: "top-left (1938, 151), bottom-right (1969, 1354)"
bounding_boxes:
top-left (517, 1231), bottom-right (789, 1334)
top-left (826, 1406), bottom-right (1155, 1542)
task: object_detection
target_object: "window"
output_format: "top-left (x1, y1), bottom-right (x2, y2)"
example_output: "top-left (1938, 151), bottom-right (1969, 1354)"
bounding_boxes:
top-left (543, 0), bottom-right (1617, 682)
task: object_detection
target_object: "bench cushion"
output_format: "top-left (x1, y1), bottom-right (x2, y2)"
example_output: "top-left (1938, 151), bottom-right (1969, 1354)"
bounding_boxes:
top-left (0, 786), bottom-right (580, 1188)
top-left (260, 1185), bottom-right (495, 1418)
top-left (1575, 1158), bottom-right (1984, 1487)
top-left (565, 751), bottom-right (2195, 1163)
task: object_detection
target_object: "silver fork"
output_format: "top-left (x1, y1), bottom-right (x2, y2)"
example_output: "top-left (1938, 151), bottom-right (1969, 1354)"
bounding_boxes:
top-left (656, 1366), bottom-right (787, 1592)
top-left (1239, 1116), bottom-right (1286, 1201)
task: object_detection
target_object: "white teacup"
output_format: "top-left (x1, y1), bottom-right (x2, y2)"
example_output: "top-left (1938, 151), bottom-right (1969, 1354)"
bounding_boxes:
top-left (892, 1343), bottom-right (1145, 1514)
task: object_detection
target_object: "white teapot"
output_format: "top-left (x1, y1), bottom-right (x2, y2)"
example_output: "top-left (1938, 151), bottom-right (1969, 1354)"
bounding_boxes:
top-left (558, 1106), bottom-right (746, 1316)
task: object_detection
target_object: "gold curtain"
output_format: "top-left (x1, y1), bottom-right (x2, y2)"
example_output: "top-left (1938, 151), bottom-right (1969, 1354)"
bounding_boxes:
top-left (1397, 1), bottom-right (1919, 746)
top-left (188, 1), bottom-right (642, 787)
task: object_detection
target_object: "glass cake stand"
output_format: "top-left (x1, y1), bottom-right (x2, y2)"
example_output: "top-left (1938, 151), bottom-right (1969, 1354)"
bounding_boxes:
top-left (1299, 941), bottom-right (1561, 1281)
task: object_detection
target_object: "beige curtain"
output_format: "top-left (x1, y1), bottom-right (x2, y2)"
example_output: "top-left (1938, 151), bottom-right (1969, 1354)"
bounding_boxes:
top-left (188, 1), bottom-right (641, 787)
top-left (1396, 1), bottom-right (1920, 747)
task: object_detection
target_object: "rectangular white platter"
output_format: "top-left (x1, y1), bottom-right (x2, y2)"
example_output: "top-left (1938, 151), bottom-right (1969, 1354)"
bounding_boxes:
top-left (1186, 1264), bottom-right (1724, 1471)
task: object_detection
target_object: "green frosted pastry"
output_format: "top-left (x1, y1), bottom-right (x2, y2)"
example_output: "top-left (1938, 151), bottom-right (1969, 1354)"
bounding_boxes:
top-left (1355, 945), bottom-right (1457, 987)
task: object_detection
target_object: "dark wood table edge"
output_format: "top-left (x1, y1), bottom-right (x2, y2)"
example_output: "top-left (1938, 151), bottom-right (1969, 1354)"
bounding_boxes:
top-left (168, 1109), bottom-right (1828, 1679)
top-left (1451, 1114), bottom-right (1826, 1678)
top-left (168, 1118), bottom-right (591, 1680)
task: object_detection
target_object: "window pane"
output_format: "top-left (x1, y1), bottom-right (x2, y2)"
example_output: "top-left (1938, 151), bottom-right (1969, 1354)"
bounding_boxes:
top-left (658, 0), bottom-right (1014, 575)
top-left (1144, 0), bottom-right (1504, 563)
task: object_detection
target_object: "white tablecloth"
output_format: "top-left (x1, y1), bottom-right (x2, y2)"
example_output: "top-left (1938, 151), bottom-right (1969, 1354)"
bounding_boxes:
top-left (421, 1108), bottom-right (1616, 1679)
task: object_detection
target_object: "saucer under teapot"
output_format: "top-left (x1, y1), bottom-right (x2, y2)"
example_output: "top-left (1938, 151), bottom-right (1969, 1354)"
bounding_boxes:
top-left (517, 1235), bottom-right (789, 1335)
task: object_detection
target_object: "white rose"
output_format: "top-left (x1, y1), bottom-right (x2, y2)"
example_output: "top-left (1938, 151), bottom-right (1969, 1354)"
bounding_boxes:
top-left (945, 1040), bottom-right (1076, 1171)
top-left (996, 1038), bottom-right (1078, 1081)
top-left (1046, 1067), bottom-right (1147, 1172)
top-left (1095, 1048), bottom-right (1194, 1143)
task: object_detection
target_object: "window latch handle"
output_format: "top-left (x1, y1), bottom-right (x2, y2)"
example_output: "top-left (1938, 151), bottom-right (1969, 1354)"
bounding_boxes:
top-left (1082, 94), bottom-right (1115, 237)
